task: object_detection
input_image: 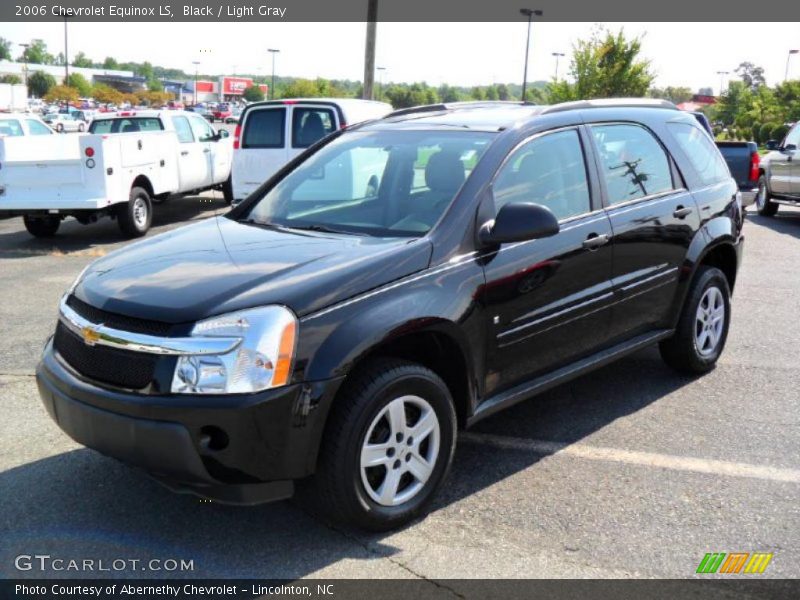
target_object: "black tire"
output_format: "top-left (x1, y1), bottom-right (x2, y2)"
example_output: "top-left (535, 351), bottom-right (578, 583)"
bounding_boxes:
top-left (755, 175), bottom-right (779, 217)
top-left (55, 123), bottom-right (64, 133)
top-left (659, 266), bottom-right (731, 374)
top-left (77, 123), bottom-right (85, 132)
top-left (222, 175), bottom-right (234, 205)
top-left (117, 186), bottom-right (153, 238)
top-left (310, 358), bottom-right (457, 531)
top-left (151, 193), bottom-right (171, 205)
top-left (23, 215), bottom-right (60, 238)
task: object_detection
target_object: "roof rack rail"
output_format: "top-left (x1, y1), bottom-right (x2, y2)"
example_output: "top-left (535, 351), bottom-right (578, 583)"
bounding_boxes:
top-left (386, 101), bottom-right (532, 119)
top-left (540, 98), bottom-right (677, 114)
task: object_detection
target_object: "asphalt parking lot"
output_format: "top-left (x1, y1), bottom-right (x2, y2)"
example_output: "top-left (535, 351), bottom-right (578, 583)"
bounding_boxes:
top-left (1, 198), bottom-right (798, 582)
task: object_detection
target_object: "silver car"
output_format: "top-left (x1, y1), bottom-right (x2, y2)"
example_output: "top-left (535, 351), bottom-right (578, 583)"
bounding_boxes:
top-left (43, 113), bottom-right (85, 133)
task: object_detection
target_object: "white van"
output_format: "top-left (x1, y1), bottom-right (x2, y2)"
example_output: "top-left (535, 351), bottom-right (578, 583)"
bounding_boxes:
top-left (231, 98), bottom-right (392, 202)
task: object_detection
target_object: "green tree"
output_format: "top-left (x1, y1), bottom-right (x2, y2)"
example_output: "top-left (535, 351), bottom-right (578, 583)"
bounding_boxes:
top-left (774, 80), bottom-right (800, 122)
top-left (72, 51), bottom-right (93, 68)
top-left (470, 86), bottom-right (486, 100)
top-left (714, 81), bottom-right (753, 126)
top-left (0, 37), bottom-right (12, 61)
top-left (65, 73), bottom-right (92, 97)
top-left (485, 85), bottom-right (500, 101)
top-left (102, 56), bottom-right (119, 70)
top-left (0, 74), bottom-right (22, 84)
top-left (735, 62), bottom-right (766, 91)
top-left (759, 123), bottom-right (776, 144)
top-left (547, 28), bottom-right (654, 103)
top-left (243, 86), bottom-right (265, 102)
top-left (648, 86), bottom-right (693, 104)
top-left (771, 123), bottom-right (790, 143)
top-left (27, 70), bottom-right (56, 98)
top-left (438, 84), bottom-right (461, 103)
top-left (496, 83), bottom-right (510, 101)
top-left (19, 39), bottom-right (54, 65)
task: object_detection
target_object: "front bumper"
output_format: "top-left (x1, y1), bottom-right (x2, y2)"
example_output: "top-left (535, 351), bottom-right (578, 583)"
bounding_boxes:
top-left (36, 339), bottom-right (344, 504)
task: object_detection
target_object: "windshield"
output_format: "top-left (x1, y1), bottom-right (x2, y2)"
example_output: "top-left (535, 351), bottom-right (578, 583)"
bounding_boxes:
top-left (243, 129), bottom-right (494, 237)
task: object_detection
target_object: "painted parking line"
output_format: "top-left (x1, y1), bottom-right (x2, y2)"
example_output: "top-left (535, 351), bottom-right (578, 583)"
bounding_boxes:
top-left (461, 432), bottom-right (800, 484)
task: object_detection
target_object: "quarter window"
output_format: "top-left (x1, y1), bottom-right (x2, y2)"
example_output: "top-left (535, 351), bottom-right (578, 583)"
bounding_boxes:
top-left (493, 128), bottom-right (591, 220)
top-left (591, 124), bottom-right (674, 205)
top-left (172, 116), bottom-right (195, 144)
top-left (668, 122), bottom-right (730, 187)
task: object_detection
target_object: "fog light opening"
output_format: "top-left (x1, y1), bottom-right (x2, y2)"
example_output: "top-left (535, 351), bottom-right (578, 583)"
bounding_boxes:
top-left (199, 426), bottom-right (229, 452)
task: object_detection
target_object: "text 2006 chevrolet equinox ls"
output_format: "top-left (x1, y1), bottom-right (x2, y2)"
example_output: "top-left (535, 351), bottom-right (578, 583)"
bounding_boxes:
top-left (37, 100), bottom-right (743, 530)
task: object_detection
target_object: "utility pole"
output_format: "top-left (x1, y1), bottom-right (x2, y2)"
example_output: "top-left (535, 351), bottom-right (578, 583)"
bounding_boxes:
top-left (362, 0), bottom-right (378, 100)
top-left (716, 70), bottom-right (729, 96)
top-left (519, 8), bottom-right (543, 103)
top-left (268, 49), bottom-right (279, 100)
top-left (552, 52), bottom-right (565, 81)
top-left (786, 50), bottom-right (799, 82)
top-left (63, 14), bottom-right (69, 82)
top-left (192, 61), bottom-right (200, 106)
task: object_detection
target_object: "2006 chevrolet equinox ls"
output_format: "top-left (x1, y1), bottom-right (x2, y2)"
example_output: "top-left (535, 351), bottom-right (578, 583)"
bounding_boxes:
top-left (37, 100), bottom-right (744, 530)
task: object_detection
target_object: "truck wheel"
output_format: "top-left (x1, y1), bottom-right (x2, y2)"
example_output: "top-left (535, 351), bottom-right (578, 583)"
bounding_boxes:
top-left (659, 265), bottom-right (731, 374)
top-left (755, 175), bottom-right (779, 217)
top-left (311, 358), bottom-right (457, 531)
top-left (77, 123), bottom-right (85, 132)
top-left (222, 176), bottom-right (234, 205)
top-left (23, 215), bottom-right (60, 238)
top-left (118, 187), bottom-right (153, 238)
top-left (55, 123), bottom-right (64, 133)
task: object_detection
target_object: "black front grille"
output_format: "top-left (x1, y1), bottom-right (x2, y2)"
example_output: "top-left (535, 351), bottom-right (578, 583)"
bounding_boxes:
top-left (53, 321), bottom-right (157, 390)
top-left (66, 295), bottom-right (173, 336)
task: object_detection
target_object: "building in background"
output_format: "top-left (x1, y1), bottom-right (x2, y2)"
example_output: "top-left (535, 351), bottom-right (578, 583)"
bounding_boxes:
top-left (0, 60), bottom-right (136, 92)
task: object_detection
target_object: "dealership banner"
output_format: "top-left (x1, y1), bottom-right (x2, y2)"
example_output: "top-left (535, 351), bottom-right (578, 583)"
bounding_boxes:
top-left (4, 0), bottom-right (800, 22)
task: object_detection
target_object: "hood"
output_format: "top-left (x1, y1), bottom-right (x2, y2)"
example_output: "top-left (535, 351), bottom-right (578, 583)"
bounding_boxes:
top-left (75, 216), bottom-right (432, 323)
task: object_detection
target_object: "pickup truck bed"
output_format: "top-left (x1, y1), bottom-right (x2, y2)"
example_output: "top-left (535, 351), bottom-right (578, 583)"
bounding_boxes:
top-left (716, 141), bottom-right (759, 207)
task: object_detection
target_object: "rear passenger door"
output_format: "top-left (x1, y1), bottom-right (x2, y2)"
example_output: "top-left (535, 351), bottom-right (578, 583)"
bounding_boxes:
top-left (232, 106), bottom-right (288, 200)
top-left (589, 122), bottom-right (700, 339)
top-left (481, 127), bottom-right (616, 396)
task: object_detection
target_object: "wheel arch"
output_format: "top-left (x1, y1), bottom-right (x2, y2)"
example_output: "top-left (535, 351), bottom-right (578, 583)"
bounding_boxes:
top-left (130, 175), bottom-right (155, 199)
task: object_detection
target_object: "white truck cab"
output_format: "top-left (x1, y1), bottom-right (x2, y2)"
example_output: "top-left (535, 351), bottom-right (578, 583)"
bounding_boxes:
top-left (0, 110), bottom-right (233, 238)
top-left (231, 99), bottom-right (392, 202)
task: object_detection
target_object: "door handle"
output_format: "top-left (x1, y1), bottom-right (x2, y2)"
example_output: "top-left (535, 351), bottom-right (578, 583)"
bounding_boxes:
top-left (673, 206), bottom-right (693, 219)
top-left (203, 148), bottom-right (211, 153)
top-left (180, 150), bottom-right (189, 156)
top-left (582, 233), bottom-right (609, 250)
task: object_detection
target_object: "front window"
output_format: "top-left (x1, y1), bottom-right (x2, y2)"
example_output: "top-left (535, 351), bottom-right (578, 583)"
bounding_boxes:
top-left (243, 130), bottom-right (494, 237)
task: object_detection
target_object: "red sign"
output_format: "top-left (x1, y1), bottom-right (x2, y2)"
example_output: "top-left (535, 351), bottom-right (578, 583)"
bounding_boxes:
top-left (258, 84), bottom-right (268, 94)
top-left (221, 76), bottom-right (254, 95)
top-left (195, 80), bottom-right (214, 93)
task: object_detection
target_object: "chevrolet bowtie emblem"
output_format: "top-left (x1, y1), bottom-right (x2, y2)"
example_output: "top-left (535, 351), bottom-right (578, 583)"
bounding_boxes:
top-left (81, 326), bottom-right (100, 346)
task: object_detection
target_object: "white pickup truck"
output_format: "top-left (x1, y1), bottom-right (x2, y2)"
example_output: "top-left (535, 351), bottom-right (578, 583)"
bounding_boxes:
top-left (0, 110), bottom-right (233, 238)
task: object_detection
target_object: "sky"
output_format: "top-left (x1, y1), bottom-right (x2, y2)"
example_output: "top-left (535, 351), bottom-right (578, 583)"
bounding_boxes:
top-left (1, 21), bottom-right (799, 94)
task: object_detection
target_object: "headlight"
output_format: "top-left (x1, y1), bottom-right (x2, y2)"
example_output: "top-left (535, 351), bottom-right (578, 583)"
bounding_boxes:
top-left (171, 306), bottom-right (297, 395)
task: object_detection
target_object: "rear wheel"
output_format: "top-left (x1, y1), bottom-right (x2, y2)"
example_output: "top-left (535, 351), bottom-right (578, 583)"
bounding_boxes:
top-left (77, 123), bottom-right (85, 132)
top-left (117, 186), bottom-right (153, 238)
top-left (55, 123), bottom-right (64, 133)
top-left (23, 215), bottom-right (60, 238)
top-left (311, 359), bottom-right (457, 531)
top-left (659, 265), bottom-right (731, 374)
top-left (755, 175), bottom-right (779, 217)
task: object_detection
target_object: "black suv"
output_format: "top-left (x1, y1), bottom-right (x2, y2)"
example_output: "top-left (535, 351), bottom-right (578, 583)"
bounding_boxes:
top-left (37, 100), bottom-right (744, 531)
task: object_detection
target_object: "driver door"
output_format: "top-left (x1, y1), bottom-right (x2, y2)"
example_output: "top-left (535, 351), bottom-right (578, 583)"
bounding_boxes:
top-left (480, 127), bottom-right (615, 398)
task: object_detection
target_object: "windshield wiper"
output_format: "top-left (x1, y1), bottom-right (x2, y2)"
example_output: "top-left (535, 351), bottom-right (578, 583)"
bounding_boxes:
top-left (240, 218), bottom-right (290, 232)
top-left (285, 224), bottom-right (367, 236)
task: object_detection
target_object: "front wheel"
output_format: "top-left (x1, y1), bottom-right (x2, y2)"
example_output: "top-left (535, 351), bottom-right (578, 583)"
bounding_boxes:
top-left (77, 123), bottom-right (85, 132)
top-left (755, 175), bottom-right (779, 217)
top-left (311, 359), bottom-right (457, 531)
top-left (23, 215), bottom-right (60, 238)
top-left (55, 123), bottom-right (64, 133)
top-left (117, 186), bottom-right (153, 238)
top-left (659, 266), bottom-right (731, 374)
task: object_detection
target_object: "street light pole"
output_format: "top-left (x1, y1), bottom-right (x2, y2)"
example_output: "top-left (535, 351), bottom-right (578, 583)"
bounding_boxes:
top-left (716, 70), bottom-right (729, 96)
top-left (519, 8), bottom-right (543, 103)
top-left (268, 49), bottom-right (280, 100)
top-left (552, 52), bottom-right (564, 81)
top-left (376, 66), bottom-right (386, 100)
top-left (63, 15), bottom-right (69, 82)
top-left (19, 43), bottom-right (30, 89)
top-left (192, 61), bottom-right (200, 106)
top-left (786, 50), bottom-right (799, 82)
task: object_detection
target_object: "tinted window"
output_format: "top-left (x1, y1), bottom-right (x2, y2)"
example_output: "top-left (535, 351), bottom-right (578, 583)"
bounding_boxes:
top-left (246, 130), bottom-right (493, 237)
top-left (88, 118), bottom-right (164, 134)
top-left (0, 119), bottom-right (24, 137)
top-left (591, 124), bottom-right (674, 205)
top-left (493, 129), bottom-right (591, 220)
top-left (292, 107), bottom-right (336, 148)
top-left (668, 122), bottom-right (729, 187)
top-left (243, 108), bottom-right (286, 149)
top-left (172, 116), bottom-right (194, 143)
top-left (784, 124), bottom-right (800, 148)
top-left (26, 119), bottom-right (53, 136)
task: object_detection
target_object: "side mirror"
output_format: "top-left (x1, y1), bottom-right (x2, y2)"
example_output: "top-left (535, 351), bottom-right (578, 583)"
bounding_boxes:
top-left (479, 202), bottom-right (560, 246)
top-left (765, 140), bottom-right (779, 151)
top-left (217, 129), bottom-right (230, 139)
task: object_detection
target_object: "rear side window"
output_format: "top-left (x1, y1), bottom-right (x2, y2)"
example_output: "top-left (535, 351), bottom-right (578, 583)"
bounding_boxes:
top-left (243, 108), bottom-right (286, 149)
top-left (88, 118), bottom-right (164, 134)
top-left (26, 120), bottom-right (53, 135)
top-left (591, 124), bottom-right (674, 205)
top-left (668, 122), bottom-right (729, 187)
top-left (0, 119), bottom-right (24, 137)
top-left (784, 124), bottom-right (800, 149)
top-left (292, 107), bottom-right (336, 148)
top-left (172, 116), bottom-right (194, 144)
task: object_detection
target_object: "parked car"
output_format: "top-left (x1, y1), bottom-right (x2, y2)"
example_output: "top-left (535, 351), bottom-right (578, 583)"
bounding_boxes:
top-left (211, 103), bottom-right (232, 122)
top-left (224, 107), bottom-right (241, 124)
top-left (72, 110), bottom-right (97, 123)
top-left (43, 113), bottom-right (85, 133)
top-left (0, 113), bottom-right (56, 137)
top-left (0, 110), bottom-right (233, 238)
top-left (755, 122), bottom-right (800, 216)
top-left (231, 98), bottom-right (393, 202)
top-left (35, 99), bottom-right (744, 530)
